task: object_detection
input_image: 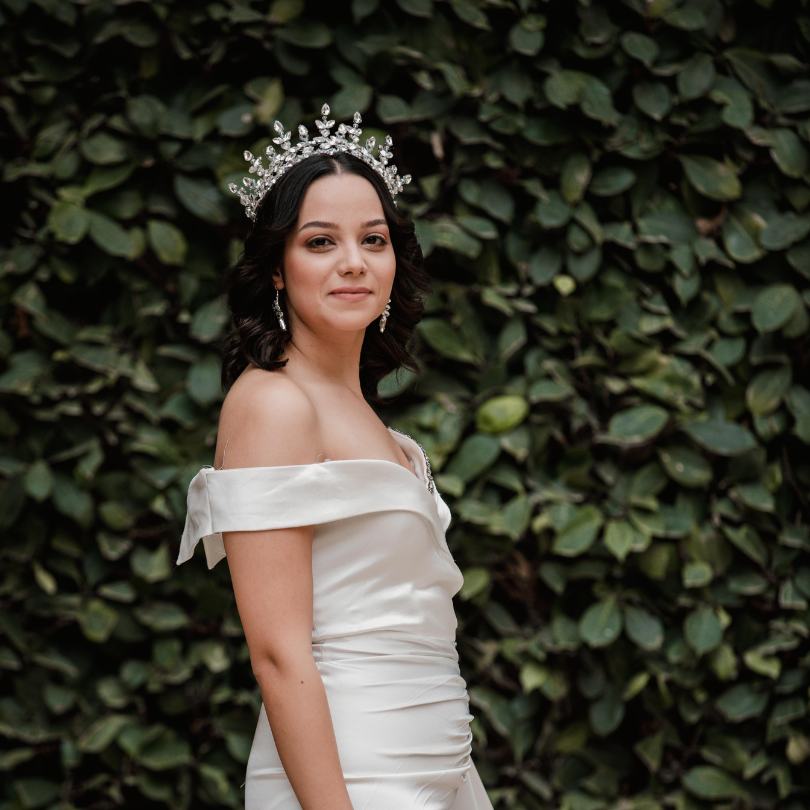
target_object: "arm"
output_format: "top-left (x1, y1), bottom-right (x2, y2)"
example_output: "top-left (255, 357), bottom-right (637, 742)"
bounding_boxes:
top-left (217, 376), bottom-right (352, 810)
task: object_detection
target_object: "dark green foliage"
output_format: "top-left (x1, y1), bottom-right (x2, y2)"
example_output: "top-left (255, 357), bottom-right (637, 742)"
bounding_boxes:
top-left (2, 0), bottom-right (810, 807)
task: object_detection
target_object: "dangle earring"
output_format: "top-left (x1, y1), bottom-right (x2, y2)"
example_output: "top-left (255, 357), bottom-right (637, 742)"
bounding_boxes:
top-left (273, 287), bottom-right (287, 331)
top-left (379, 297), bottom-right (391, 333)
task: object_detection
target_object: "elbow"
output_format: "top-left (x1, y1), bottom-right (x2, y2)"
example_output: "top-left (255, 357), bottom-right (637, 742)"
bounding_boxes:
top-left (250, 644), bottom-right (314, 684)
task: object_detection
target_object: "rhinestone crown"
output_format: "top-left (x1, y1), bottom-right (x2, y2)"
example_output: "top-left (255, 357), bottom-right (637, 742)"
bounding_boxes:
top-left (228, 103), bottom-right (412, 221)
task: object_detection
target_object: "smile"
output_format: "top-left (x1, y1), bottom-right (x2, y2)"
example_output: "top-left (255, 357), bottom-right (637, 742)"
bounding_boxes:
top-left (330, 292), bottom-right (372, 300)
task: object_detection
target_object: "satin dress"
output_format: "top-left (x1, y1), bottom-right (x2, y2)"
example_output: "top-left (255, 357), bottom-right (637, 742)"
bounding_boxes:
top-left (176, 427), bottom-right (493, 809)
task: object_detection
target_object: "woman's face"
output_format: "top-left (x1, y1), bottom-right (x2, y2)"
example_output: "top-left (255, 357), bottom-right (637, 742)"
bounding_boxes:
top-left (275, 172), bottom-right (396, 334)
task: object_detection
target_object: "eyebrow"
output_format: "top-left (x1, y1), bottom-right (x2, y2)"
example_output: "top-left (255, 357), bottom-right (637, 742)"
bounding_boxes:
top-left (298, 218), bottom-right (387, 233)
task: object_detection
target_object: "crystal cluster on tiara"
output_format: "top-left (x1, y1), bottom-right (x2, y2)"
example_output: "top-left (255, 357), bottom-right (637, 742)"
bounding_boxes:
top-left (228, 103), bottom-right (413, 221)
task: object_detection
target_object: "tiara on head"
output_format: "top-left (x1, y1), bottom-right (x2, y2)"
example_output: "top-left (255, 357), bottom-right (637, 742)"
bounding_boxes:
top-left (228, 102), bottom-right (412, 221)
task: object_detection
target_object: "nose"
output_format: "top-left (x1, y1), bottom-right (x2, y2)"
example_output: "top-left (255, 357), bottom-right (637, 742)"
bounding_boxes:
top-left (338, 241), bottom-right (366, 274)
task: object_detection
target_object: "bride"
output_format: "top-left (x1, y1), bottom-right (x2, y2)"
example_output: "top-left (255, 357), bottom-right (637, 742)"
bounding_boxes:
top-left (177, 104), bottom-right (493, 809)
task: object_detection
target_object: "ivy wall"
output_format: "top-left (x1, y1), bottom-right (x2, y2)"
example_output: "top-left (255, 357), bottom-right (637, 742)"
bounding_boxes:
top-left (2, 0), bottom-right (810, 808)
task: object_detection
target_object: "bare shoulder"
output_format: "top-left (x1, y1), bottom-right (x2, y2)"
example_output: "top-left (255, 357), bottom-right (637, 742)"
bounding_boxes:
top-left (215, 368), bottom-right (322, 469)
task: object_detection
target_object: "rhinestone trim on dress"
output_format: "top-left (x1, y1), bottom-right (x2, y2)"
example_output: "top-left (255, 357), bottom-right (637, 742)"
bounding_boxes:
top-left (395, 430), bottom-right (435, 495)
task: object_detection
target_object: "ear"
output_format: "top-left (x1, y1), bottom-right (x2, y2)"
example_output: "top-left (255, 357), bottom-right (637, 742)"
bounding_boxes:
top-left (271, 267), bottom-right (284, 289)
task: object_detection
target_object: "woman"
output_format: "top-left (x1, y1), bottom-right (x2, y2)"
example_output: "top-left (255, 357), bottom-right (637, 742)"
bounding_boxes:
top-left (177, 104), bottom-right (493, 809)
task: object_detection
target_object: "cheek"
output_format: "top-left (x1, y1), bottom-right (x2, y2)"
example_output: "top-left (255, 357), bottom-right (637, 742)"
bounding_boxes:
top-left (377, 247), bottom-right (397, 277)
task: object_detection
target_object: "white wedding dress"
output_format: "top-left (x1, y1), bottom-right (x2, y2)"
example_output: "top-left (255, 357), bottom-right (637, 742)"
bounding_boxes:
top-left (176, 427), bottom-right (493, 809)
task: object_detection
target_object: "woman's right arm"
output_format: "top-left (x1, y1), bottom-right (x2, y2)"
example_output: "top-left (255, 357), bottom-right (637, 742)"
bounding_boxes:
top-left (218, 375), bottom-right (353, 810)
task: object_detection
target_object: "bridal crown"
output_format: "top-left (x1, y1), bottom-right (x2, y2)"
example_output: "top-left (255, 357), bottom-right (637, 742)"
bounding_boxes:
top-left (228, 103), bottom-right (412, 221)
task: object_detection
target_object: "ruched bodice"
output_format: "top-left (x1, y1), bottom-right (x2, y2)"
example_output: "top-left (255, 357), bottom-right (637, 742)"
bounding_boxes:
top-left (176, 428), bottom-right (493, 809)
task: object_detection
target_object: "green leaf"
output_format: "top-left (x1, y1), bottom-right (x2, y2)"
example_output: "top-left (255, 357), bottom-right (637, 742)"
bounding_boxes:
top-left (678, 53), bottom-right (716, 98)
top-left (553, 505), bottom-right (603, 557)
top-left (395, 0), bottom-right (432, 16)
top-left (11, 779), bottom-right (60, 808)
top-left (528, 377), bottom-right (573, 402)
top-left (679, 155), bottom-right (742, 201)
top-left (590, 686), bottom-right (624, 735)
top-left (509, 17), bottom-right (544, 56)
top-left (682, 418), bottom-right (757, 456)
top-left (710, 75), bottom-right (753, 128)
top-left (134, 602), bottom-right (189, 631)
top-left (138, 729), bottom-right (193, 769)
top-left (723, 525), bottom-right (768, 566)
top-left (476, 395), bottom-right (529, 433)
top-left (579, 595), bottom-right (622, 647)
top-left (746, 365), bottom-right (791, 415)
top-left (533, 190), bottom-right (571, 228)
top-left (190, 297), bottom-right (228, 343)
top-left (760, 213), bottom-right (810, 251)
top-left (47, 201), bottom-right (89, 244)
top-left (589, 166), bottom-right (636, 196)
top-left (683, 560), bottom-right (713, 587)
top-left (733, 482), bottom-right (775, 513)
top-left (52, 475), bottom-right (93, 527)
top-left (560, 152), bottom-right (591, 204)
top-left (621, 32), bottom-right (658, 67)
top-left (131, 544), bottom-right (171, 583)
top-left (445, 434), bottom-right (501, 482)
top-left (79, 132), bottom-right (127, 165)
top-left (634, 81), bottom-right (671, 120)
top-left (419, 318), bottom-right (480, 363)
top-left (450, 0), bottom-right (489, 29)
top-left (147, 220), bottom-right (187, 265)
top-left (376, 94), bottom-right (412, 123)
top-left (657, 445), bottom-right (712, 487)
top-left (770, 128), bottom-right (809, 178)
top-left (274, 20), bottom-right (332, 47)
top-left (581, 76), bottom-right (620, 124)
top-left (683, 766), bottom-right (748, 800)
top-left (24, 460), bottom-right (53, 501)
top-left (187, 353), bottom-right (223, 406)
top-left (623, 605), bottom-right (664, 650)
top-left (751, 284), bottom-right (801, 333)
top-left (429, 218), bottom-right (481, 258)
top-left (604, 519), bottom-right (645, 562)
top-left (544, 70), bottom-right (584, 108)
top-left (607, 404), bottom-right (669, 445)
top-left (78, 598), bottom-right (119, 643)
top-left (78, 713), bottom-right (130, 753)
top-left (684, 605), bottom-right (723, 655)
top-left (87, 211), bottom-right (139, 258)
top-left (715, 683), bottom-right (769, 721)
top-left (174, 175), bottom-right (228, 225)
top-left (722, 214), bottom-right (763, 263)
top-left (459, 567), bottom-right (490, 600)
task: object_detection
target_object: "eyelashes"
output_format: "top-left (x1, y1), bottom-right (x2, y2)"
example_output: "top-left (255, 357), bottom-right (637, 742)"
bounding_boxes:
top-left (306, 235), bottom-right (388, 248)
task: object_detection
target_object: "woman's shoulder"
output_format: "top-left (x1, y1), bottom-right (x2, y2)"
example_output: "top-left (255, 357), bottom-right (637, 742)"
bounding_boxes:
top-left (215, 366), bottom-right (322, 469)
top-left (225, 365), bottom-right (314, 416)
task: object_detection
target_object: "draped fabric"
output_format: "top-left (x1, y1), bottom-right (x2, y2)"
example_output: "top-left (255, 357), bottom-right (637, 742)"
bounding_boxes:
top-left (177, 428), bottom-right (493, 809)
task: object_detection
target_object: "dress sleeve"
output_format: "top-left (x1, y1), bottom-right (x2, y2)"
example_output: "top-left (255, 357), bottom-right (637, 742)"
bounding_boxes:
top-left (176, 461), bottom-right (440, 570)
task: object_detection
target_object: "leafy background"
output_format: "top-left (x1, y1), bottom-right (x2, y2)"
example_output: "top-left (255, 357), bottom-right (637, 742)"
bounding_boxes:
top-left (2, 0), bottom-right (810, 807)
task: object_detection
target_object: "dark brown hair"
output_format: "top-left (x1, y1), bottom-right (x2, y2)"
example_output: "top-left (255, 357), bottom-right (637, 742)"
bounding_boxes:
top-left (220, 151), bottom-right (430, 405)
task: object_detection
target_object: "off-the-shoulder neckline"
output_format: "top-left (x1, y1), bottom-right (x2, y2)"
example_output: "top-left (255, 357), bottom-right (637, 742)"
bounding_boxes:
top-left (201, 426), bottom-right (426, 488)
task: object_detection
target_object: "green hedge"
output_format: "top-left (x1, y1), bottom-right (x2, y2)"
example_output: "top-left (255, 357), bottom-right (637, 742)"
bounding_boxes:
top-left (2, 0), bottom-right (810, 807)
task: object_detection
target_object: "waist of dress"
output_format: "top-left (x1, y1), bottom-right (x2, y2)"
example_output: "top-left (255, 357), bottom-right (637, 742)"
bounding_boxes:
top-left (311, 625), bottom-right (459, 665)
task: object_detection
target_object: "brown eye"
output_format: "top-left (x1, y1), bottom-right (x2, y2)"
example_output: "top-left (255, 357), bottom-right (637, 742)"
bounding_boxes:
top-left (307, 237), bottom-right (331, 248)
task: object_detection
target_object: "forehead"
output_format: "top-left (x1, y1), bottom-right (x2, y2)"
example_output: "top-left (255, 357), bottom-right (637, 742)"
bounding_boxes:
top-left (298, 172), bottom-right (383, 220)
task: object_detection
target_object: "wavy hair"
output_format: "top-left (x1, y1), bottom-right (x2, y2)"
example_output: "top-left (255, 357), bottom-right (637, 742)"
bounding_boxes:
top-left (220, 151), bottom-right (431, 406)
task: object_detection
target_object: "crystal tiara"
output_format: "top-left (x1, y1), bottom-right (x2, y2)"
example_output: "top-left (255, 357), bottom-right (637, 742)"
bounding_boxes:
top-left (228, 103), bottom-right (413, 221)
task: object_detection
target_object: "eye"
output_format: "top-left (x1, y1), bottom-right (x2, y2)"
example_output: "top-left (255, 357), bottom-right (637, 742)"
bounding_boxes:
top-left (306, 234), bottom-right (388, 248)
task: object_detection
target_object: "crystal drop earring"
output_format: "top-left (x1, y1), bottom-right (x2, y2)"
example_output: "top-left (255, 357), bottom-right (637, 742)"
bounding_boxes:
top-left (379, 297), bottom-right (391, 333)
top-left (273, 287), bottom-right (287, 331)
